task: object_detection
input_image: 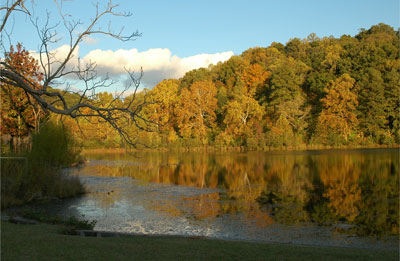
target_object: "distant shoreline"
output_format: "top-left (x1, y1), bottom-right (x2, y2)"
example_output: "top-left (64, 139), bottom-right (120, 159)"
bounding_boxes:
top-left (82, 144), bottom-right (400, 154)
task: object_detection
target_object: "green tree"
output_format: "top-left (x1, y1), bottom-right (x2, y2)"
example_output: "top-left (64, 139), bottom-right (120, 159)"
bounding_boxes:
top-left (356, 68), bottom-right (387, 142)
top-left (265, 57), bottom-right (309, 109)
top-left (179, 68), bottom-right (212, 91)
top-left (263, 57), bottom-right (310, 146)
top-left (383, 62), bottom-right (400, 141)
top-left (212, 56), bottom-right (245, 97)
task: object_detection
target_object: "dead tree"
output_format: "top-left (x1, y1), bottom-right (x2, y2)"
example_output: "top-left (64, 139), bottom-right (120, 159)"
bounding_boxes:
top-left (0, 0), bottom-right (155, 147)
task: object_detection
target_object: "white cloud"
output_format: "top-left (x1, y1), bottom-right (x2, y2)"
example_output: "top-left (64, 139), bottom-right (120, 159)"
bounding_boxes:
top-left (83, 48), bottom-right (173, 74)
top-left (31, 46), bottom-right (234, 89)
top-left (31, 44), bottom-right (80, 73)
top-left (82, 36), bottom-right (99, 45)
top-left (82, 48), bottom-right (234, 87)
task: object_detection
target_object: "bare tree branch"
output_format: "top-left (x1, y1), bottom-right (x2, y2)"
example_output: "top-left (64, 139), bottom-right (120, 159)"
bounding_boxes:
top-left (0, 0), bottom-right (30, 32)
top-left (0, 0), bottom-right (155, 147)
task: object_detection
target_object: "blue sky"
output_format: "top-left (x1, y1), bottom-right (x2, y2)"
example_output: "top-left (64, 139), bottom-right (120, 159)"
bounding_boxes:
top-left (131, 0), bottom-right (399, 57)
top-left (3, 0), bottom-right (399, 90)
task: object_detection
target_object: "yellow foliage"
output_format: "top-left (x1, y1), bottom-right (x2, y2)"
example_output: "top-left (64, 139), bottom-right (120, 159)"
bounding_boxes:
top-left (175, 80), bottom-right (217, 142)
top-left (223, 95), bottom-right (264, 138)
top-left (318, 74), bottom-right (359, 141)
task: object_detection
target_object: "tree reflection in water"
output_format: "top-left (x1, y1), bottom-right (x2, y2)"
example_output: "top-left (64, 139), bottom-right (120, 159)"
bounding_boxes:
top-left (79, 149), bottom-right (399, 236)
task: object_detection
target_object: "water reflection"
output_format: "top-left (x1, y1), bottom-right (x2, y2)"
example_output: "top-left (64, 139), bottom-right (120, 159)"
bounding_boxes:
top-left (76, 149), bottom-right (399, 237)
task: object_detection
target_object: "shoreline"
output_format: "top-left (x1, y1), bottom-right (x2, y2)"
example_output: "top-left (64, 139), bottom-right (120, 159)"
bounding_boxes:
top-left (1, 220), bottom-right (398, 260)
top-left (71, 227), bottom-right (400, 252)
top-left (2, 195), bottom-right (398, 252)
top-left (1, 217), bottom-right (398, 251)
top-left (82, 144), bottom-right (400, 154)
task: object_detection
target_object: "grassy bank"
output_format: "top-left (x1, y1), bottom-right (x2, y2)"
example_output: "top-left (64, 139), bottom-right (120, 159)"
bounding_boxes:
top-left (1, 221), bottom-right (398, 260)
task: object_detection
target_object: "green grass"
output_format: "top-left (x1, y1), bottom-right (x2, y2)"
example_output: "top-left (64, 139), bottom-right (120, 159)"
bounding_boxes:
top-left (1, 221), bottom-right (398, 260)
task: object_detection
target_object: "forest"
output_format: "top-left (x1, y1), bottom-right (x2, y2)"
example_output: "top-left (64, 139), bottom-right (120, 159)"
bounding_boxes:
top-left (1, 23), bottom-right (399, 151)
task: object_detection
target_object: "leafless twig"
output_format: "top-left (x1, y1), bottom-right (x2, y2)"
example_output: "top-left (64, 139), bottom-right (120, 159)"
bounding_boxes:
top-left (0, 0), bottom-right (155, 147)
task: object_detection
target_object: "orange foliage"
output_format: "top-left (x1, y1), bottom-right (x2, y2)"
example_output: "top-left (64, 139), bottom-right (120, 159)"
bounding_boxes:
top-left (1, 43), bottom-right (44, 136)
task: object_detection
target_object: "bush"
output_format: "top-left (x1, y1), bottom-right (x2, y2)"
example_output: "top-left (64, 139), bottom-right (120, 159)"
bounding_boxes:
top-left (29, 122), bottom-right (81, 168)
top-left (1, 122), bottom-right (85, 209)
top-left (0, 158), bottom-right (28, 207)
top-left (378, 131), bottom-right (395, 145)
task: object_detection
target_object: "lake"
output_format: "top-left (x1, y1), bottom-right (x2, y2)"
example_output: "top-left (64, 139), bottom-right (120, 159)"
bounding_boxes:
top-left (43, 148), bottom-right (399, 249)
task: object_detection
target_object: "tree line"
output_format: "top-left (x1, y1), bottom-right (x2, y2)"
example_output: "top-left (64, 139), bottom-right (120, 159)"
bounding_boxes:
top-left (1, 23), bottom-right (399, 150)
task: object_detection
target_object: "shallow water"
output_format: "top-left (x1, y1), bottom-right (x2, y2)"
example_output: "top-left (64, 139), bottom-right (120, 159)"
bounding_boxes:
top-left (39, 149), bottom-right (399, 249)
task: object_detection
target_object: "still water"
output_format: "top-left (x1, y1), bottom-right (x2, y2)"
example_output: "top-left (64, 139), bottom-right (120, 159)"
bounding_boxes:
top-left (51, 149), bottom-right (398, 249)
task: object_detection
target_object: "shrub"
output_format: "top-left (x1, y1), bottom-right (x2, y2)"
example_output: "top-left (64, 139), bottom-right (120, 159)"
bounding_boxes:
top-left (1, 122), bottom-right (85, 209)
top-left (29, 122), bottom-right (81, 168)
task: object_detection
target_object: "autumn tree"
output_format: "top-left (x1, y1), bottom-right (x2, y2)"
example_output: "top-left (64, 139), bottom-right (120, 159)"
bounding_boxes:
top-left (216, 60), bottom-right (268, 146)
top-left (241, 47), bottom-right (269, 68)
top-left (0, 0), bottom-right (153, 147)
top-left (316, 74), bottom-right (359, 144)
top-left (321, 44), bottom-right (345, 73)
top-left (146, 79), bottom-right (179, 145)
top-left (1, 43), bottom-right (45, 149)
top-left (176, 80), bottom-right (217, 144)
top-left (147, 79), bottom-right (179, 129)
top-left (84, 92), bottom-right (123, 148)
top-left (272, 94), bottom-right (310, 146)
top-left (3, 5), bottom-right (396, 151)
top-left (222, 95), bottom-right (264, 145)
top-left (241, 62), bottom-right (270, 97)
